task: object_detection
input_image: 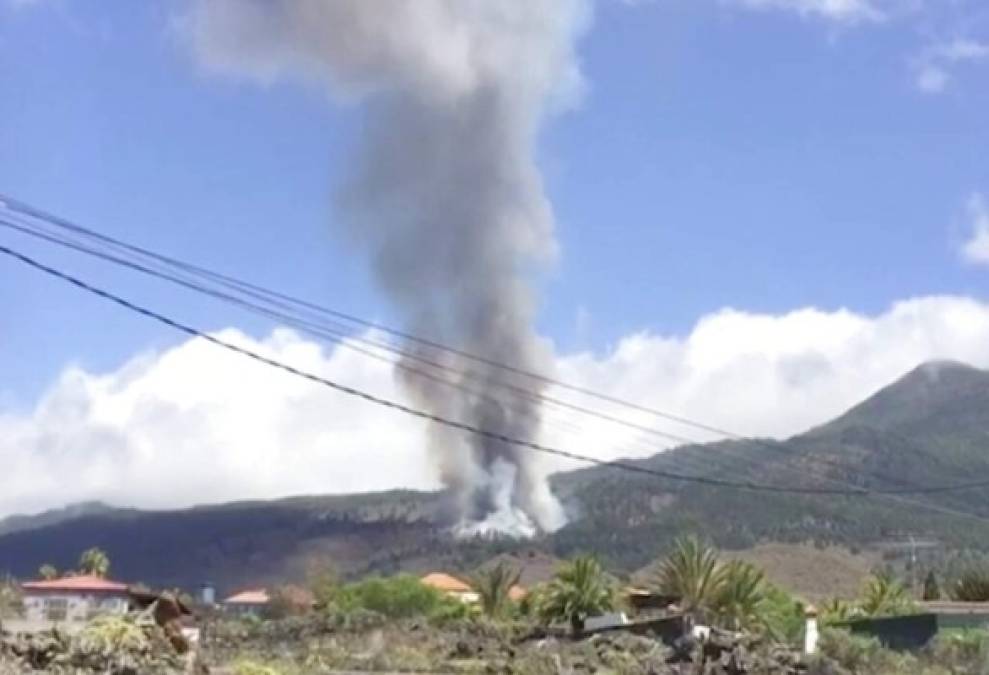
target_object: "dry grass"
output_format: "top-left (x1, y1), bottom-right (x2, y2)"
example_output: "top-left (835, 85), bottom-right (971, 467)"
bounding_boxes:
top-left (726, 543), bottom-right (880, 600)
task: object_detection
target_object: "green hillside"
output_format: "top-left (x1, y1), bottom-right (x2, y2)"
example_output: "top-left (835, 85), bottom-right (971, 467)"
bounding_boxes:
top-left (3, 361), bottom-right (989, 591)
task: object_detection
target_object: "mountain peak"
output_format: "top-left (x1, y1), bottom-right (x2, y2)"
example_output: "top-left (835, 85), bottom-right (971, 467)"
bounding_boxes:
top-left (820, 360), bottom-right (989, 435)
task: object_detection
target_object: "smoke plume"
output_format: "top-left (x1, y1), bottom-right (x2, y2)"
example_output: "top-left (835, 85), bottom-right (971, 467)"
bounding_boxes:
top-left (184, 0), bottom-right (590, 534)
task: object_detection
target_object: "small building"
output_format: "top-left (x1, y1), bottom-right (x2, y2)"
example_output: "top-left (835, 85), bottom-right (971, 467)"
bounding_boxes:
top-left (843, 603), bottom-right (989, 651)
top-left (21, 575), bottom-right (130, 623)
top-left (625, 587), bottom-right (681, 616)
top-left (420, 573), bottom-right (479, 603)
top-left (222, 589), bottom-right (270, 617)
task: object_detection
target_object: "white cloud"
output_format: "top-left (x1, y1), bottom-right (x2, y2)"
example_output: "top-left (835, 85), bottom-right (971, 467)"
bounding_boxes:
top-left (962, 193), bottom-right (989, 265)
top-left (730, 0), bottom-right (884, 23)
top-left (5, 296), bottom-right (989, 518)
top-left (914, 38), bottom-right (989, 94)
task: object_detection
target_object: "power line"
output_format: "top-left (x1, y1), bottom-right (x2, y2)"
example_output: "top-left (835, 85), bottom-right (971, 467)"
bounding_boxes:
top-left (2, 202), bottom-right (986, 501)
top-left (0, 212), bottom-right (968, 495)
top-left (11, 240), bottom-right (989, 502)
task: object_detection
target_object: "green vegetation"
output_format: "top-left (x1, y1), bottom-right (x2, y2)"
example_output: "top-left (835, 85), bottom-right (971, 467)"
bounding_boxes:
top-left (78, 547), bottom-right (111, 578)
top-left (951, 566), bottom-right (989, 601)
top-left (0, 577), bottom-right (23, 621)
top-left (652, 535), bottom-right (723, 619)
top-left (651, 536), bottom-right (775, 633)
top-left (922, 570), bottom-right (941, 600)
top-left (858, 573), bottom-right (914, 617)
top-left (538, 554), bottom-right (617, 634)
top-left (329, 574), bottom-right (462, 621)
top-left (77, 615), bottom-right (148, 654)
top-left (711, 560), bottom-right (770, 631)
top-left (37, 563), bottom-right (58, 580)
top-left (471, 562), bottom-right (520, 619)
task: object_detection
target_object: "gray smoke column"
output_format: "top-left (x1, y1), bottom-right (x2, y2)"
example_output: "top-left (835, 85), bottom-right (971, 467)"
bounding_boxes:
top-left (184, 0), bottom-right (589, 535)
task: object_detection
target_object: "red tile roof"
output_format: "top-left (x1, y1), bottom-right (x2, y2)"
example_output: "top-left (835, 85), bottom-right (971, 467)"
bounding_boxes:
top-left (21, 575), bottom-right (129, 593)
top-left (224, 589), bottom-right (270, 605)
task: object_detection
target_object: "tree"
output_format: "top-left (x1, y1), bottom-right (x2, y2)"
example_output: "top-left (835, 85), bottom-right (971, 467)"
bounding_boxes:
top-left (539, 555), bottom-right (616, 634)
top-left (820, 597), bottom-right (855, 626)
top-left (710, 560), bottom-right (768, 631)
top-left (306, 559), bottom-right (340, 609)
top-left (860, 573), bottom-right (912, 616)
top-left (336, 575), bottom-right (448, 619)
top-left (652, 536), bottom-right (724, 620)
top-left (922, 571), bottom-right (941, 601)
top-left (472, 562), bottom-right (521, 619)
top-left (38, 564), bottom-right (58, 581)
top-left (79, 547), bottom-right (111, 578)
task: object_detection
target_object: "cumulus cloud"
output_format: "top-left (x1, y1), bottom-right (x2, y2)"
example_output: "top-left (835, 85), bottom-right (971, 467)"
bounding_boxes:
top-left (962, 193), bottom-right (989, 265)
top-left (5, 295), bottom-right (989, 518)
top-left (914, 39), bottom-right (989, 93)
top-left (729, 0), bottom-right (884, 23)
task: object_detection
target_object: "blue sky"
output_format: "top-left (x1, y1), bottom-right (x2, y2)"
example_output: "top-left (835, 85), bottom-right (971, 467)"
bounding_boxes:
top-left (0, 0), bottom-right (989, 516)
top-left (2, 0), bottom-right (987, 404)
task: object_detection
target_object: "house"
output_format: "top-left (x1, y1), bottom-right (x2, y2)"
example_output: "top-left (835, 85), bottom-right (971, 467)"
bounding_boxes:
top-left (222, 589), bottom-right (270, 617)
top-left (21, 575), bottom-right (130, 623)
top-left (419, 573), bottom-right (479, 603)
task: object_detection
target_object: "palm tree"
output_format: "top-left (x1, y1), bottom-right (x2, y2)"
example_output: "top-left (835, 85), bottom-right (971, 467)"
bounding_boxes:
top-left (711, 560), bottom-right (767, 631)
top-left (820, 597), bottom-right (855, 625)
top-left (860, 573), bottom-right (912, 616)
top-left (652, 536), bottom-right (724, 620)
top-left (79, 547), bottom-right (111, 578)
top-left (539, 555), bottom-right (616, 634)
top-left (38, 564), bottom-right (58, 581)
top-left (472, 562), bottom-right (521, 619)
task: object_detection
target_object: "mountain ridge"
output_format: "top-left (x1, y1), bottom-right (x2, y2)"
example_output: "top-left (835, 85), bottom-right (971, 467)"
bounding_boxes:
top-left (3, 359), bottom-right (989, 591)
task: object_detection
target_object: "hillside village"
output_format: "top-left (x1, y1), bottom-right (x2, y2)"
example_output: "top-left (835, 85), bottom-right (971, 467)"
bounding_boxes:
top-left (7, 533), bottom-right (989, 673)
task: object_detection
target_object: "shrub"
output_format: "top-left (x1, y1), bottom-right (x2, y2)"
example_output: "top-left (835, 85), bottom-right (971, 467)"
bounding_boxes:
top-left (334, 574), bottom-right (448, 619)
top-left (77, 615), bottom-right (149, 654)
top-left (816, 628), bottom-right (918, 674)
top-left (952, 568), bottom-right (989, 602)
top-left (926, 629), bottom-right (989, 671)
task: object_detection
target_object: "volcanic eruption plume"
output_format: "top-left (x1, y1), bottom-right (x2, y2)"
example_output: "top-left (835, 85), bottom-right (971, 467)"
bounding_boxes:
top-left (185, 0), bottom-right (589, 535)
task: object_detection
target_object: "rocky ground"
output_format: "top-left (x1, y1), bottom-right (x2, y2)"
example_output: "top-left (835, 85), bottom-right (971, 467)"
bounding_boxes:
top-left (200, 614), bottom-right (816, 674)
top-left (5, 613), bottom-right (987, 674)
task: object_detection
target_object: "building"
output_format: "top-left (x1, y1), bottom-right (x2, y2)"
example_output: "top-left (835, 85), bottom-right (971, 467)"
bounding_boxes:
top-left (222, 589), bottom-right (270, 617)
top-left (419, 573), bottom-right (479, 603)
top-left (21, 575), bottom-right (130, 623)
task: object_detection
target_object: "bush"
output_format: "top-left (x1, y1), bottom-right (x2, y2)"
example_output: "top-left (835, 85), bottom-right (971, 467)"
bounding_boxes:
top-left (333, 574), bottom-right (450, 619)
top-left (926, 629), bottom-right (989, 671)
top-left (816, 628), bottom-right (918, 674)
top-left (952, 568), bottom-right (989, 602)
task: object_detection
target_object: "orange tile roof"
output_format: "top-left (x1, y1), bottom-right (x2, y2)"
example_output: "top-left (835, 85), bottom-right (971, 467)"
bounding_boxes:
top-left (224, 589), bottom-right (270, 605)
top-left (22, 575), bottom-right (128, 593)
top-left (420, 572), bottom-right (472, 593)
